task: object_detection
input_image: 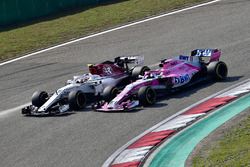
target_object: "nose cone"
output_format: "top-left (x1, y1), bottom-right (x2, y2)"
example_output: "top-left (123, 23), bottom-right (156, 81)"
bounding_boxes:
top-left (38, 106), bottom-right (46, 112)
top-left (106, 101), bottom-right (119, 110)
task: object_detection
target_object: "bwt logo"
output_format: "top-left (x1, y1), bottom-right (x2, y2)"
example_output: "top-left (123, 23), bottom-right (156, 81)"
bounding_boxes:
top-left (174, 74), bottom-right (190, 84)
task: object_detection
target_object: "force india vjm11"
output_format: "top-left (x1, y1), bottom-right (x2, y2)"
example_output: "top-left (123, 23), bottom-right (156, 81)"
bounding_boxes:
top-left (21, 56), bottom-right (149, 116)
top-left (95, 49), bottom-right (228, 111)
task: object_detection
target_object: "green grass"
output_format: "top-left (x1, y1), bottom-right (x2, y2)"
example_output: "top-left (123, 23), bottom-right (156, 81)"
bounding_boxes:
top-left (0, 0), bottom-right (206, 61)
top-left (192, 114), bottom-right (250, 167)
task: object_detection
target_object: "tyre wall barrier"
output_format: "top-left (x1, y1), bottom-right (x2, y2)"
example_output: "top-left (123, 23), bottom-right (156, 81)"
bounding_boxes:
top-left (0, 0), bottom-right (111, 26)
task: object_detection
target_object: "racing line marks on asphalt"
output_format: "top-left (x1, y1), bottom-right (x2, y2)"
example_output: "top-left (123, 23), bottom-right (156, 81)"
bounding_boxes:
top-left (0, 0), bottom-right (221, 67)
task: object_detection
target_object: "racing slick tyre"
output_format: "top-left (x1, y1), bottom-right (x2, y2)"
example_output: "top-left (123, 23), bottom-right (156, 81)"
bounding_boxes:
top-left (138, 86), bottom-right (156, 106)
top-left (32, 91), bottom-right (49, 107)
top-left (207, 61), bottom-right (228, 80)
top-left (131, 66), bottom-right (150, 80)
top-left (68, 90), bottom-right (86, 110)
top-left (102, 86), bottom-right (119, 102)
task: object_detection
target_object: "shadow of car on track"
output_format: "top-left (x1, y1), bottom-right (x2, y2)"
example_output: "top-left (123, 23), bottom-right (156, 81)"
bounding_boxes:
top-left (153, 75), bottom-right (243, 107)
top-left (89, 102), bottom-right (168, 114)
top-left (23, 107), bottom-right (96, 117)
top-left (24, 112), bottom-right (76, 118)
top-left (223, 76), bottom-right (243, 83)
top-left (92, 107), bottom-right (144, 113)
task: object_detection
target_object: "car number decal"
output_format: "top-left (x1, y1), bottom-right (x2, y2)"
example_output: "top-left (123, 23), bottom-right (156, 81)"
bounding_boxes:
top-left (103, 66), bottom-right (113, 75)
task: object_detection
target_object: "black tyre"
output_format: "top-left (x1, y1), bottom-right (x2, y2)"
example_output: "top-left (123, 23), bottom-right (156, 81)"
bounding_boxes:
top-left (32, 91), bottom-right (48, 107)
top-left (207, 61), bottom-right (228, 80)
top-left (68, 90), bottom-right (86, 110)
top-left (131, 66), bottom-right (150, 79)
top-left (102, 86), bottom-right (119, 102)
top-left (138, 86), bottom-right (156, 106)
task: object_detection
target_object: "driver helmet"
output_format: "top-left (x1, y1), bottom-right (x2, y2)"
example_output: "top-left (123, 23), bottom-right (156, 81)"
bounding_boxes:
top-left (143, 71), bottom-right (151, 79)
top-left (88, 64), bottom-right (98, 75)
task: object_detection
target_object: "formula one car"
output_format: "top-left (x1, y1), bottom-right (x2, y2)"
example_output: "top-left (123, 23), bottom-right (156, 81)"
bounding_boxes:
top-left (94, 49), bottom-right (228, 111)
top-left (21, 56), bottom-right (149, 116)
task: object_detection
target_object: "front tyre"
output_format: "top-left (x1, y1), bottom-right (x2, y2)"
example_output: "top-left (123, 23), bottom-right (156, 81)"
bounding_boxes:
top-left (207, 61), bottom-right (228, 80)
top-left (138, 86), bottom-right (156, 106)
top-left (32, 91), bottom-right (48, 107)
top-left (102, 86), bottom-right (119, 102)
top-left (68, 90), bottom-right (86, 110)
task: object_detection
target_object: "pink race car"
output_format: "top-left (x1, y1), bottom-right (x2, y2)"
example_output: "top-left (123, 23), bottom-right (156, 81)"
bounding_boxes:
top-left (94, 49), bottom-right (228, 111)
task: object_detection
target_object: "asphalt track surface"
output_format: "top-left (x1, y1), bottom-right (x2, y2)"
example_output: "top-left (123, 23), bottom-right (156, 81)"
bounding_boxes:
top-left (0, 0), bottom-right (249, 166)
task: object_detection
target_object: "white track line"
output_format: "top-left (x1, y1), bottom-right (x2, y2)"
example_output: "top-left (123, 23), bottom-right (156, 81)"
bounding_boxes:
top-left (0, 0), bottom-right (220, 67)
top-left (0, 103), bottom-right (30, 118)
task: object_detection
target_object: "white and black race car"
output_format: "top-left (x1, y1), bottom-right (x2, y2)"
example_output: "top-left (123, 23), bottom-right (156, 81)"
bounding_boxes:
top-left (21, 56), bottom-right (149, 116)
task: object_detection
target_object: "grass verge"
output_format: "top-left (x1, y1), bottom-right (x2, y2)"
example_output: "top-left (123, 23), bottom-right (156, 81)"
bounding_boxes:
top-left (0, 0), bottom-right (206, 62)
top-left (191, 112), bottom-right (250, 167)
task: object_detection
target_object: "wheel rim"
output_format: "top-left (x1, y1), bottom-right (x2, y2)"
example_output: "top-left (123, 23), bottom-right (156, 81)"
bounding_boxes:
top-left (40, 92), bottom-right (48, 102)
top-left (76, 92), bottom-right (85, 108)
top-left (141, 67), bottom-right (149, 75)
top-left (217, 63), bottom-right (228, 79)
top-left (146, 89), bottom-right (155, 104)
top-left (111, 88), bottom-right (118, 97)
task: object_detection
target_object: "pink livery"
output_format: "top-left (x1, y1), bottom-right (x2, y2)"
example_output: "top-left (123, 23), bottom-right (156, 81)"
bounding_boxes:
top-left (95, 49), bottom-right (228, 112)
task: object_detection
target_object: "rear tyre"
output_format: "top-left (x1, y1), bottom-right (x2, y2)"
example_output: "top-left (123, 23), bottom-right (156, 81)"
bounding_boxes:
top-left (102, 86), bottom-right (119, 102)
top-left (207, 61), bottom-right (228, 80)
top-left (32, 91), bottom-right (48, 107)
top-left (68, 90), bottom-right (86, 110)
top-left (131, 66), bottom-right (150, 79)
top-left (138, 86), bottom-right (156, 106)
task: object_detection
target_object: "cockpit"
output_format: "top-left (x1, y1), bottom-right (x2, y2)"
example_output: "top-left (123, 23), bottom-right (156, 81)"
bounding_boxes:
top-left (143, 71), bottom-right (159, 79)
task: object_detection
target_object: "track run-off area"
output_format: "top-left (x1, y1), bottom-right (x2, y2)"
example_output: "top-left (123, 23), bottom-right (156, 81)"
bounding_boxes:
top-left (145, 80), bottom-right (250, 167)
top-left (0, 0), bottom-right (250, 167)
top-left (148, 89), bottom-right (250, 167)
top-left (103, 79), bottom-right (250, 167)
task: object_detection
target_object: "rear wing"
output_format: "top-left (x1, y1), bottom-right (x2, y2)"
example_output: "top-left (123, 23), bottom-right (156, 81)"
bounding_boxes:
top-left (115, 55), bottom-right (144, 65)
top-left (191, 49), bottom-right (221, 62)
